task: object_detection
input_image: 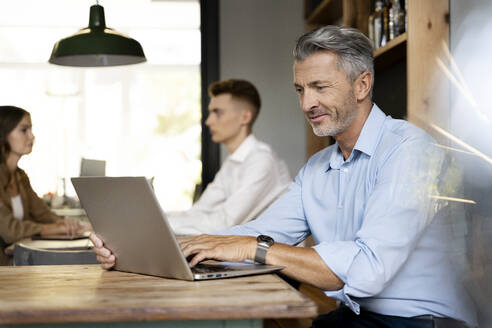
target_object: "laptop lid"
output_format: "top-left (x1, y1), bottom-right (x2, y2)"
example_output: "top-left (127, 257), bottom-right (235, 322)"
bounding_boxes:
top-left (71, 177), bottom-right (283, 281)
top-left (80, 158), bottom-right (106, 177)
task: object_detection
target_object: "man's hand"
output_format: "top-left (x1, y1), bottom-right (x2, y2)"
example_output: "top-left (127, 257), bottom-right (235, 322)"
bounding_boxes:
top-left (180, 234), bottom-right (344, 291)
top-left (89, 233), bottom-right (116, 270)
top-left (179, 234), bottom-right (257, 267)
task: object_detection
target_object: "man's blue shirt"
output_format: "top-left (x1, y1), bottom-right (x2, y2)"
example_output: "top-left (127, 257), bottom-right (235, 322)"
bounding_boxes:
top-left (220, 104), bottom-right (476, 325)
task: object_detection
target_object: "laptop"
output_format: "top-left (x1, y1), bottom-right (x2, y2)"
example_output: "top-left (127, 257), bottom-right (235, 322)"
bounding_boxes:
top-left (80, 158), bottom-right (106, 177)
top-left (71, 177), bottom-right (284, 281)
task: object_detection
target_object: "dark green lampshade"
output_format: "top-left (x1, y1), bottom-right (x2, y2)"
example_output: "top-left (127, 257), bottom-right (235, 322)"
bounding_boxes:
top-left (49, 4), bottom-right (146, 67)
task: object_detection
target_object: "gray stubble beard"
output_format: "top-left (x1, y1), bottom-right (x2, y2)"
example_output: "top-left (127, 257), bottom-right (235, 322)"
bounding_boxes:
top-left (309, 94), bottom-right (358, 137)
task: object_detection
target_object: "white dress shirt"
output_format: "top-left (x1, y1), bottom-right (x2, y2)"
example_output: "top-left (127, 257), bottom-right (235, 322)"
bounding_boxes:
top-left (167, 135), bottom-right (292, 236)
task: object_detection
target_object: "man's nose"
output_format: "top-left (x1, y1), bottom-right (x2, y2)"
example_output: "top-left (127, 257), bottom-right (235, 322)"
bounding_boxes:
top-left (300, 90), bottom-right (319, 113)
top-left (205, 114), bottom-right (213, 126)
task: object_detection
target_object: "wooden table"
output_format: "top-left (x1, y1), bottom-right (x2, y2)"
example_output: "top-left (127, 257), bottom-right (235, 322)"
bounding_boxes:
top-left (0, 265), bottom-right (317, 327)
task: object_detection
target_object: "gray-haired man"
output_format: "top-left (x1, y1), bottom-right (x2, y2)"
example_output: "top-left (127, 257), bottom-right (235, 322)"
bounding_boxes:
top-left (93, 26), bottom-right (476, 327)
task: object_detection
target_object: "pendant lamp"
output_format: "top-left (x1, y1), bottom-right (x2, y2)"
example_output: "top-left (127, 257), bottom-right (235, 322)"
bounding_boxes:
top-left (49, 3), bottom-right (146, 67)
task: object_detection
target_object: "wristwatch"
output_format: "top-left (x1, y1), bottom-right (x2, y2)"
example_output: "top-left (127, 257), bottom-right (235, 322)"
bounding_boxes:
top-left (255, 235), bottom-right (274, 264)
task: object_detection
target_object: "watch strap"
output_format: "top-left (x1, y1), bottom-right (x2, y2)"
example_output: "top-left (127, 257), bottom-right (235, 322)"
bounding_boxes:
top-left (255, 243), bottom-right (270, 264)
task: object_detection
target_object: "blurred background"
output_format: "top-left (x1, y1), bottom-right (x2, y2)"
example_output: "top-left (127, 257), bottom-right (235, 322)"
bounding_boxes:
top-left (0, 0), bottom-right (202, 210)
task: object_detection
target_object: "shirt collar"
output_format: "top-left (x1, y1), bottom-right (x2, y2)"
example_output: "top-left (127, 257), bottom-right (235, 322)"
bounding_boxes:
top-left (327, 104), bottom-right (386, 171)
top-left (228, 134), bottom-right (257, 163)
top-left (327, 146), bottom-right (344, 171)
top-left (353, 103), bottom-right (387, 157)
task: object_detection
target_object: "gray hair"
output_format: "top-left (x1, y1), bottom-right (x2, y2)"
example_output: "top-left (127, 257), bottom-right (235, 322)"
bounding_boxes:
top-left (294, 25), bottom-right (374, 96)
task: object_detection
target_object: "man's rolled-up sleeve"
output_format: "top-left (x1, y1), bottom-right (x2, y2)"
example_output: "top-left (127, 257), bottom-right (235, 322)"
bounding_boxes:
top-left (313, 138), bottom-right (442, 313)
top-left (313, 241), bottom-right (362, 313)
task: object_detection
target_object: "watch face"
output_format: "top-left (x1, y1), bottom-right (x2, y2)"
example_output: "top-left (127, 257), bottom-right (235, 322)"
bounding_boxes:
top-left (257, 234), bottom-right (274, 246)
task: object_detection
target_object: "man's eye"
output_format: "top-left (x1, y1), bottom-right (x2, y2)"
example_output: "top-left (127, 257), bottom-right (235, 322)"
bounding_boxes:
top-left (316, 86), bottom-right (326, 91)
top-left (295, 88), bottom-right (303, 95)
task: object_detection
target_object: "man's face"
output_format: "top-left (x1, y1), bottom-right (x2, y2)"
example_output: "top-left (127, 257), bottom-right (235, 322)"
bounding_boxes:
top-left (205, 93), bottom-right (248, 144)
top-left (294, 51), bottom-right (358, 137)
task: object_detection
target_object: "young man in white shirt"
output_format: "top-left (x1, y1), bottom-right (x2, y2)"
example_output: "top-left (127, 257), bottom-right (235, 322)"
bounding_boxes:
top-left (166, 79), bottom-right (291, 235)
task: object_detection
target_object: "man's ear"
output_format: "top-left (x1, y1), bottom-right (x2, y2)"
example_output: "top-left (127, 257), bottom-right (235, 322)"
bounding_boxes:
top-left (354, 71), bottom-right (372, 101)
top-left (241, 108), bottom-right (253, 126)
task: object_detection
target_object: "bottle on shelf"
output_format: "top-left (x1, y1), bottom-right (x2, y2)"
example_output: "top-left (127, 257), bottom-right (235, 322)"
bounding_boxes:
top-left (389, 1), bottom-right (395, 41)
top-left (368, 12), bottom-right (375, 49)
top-left (390, 0), bottom-right (405, 39)
top-left (373, 0), bottom-right (385, 48)
top-left (382, 0), bottom-right (390, 45)
top-left (404, 0), bottom-right (408, 32)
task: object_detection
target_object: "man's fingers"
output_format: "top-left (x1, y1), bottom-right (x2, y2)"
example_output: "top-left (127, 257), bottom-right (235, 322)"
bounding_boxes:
top-left (88, 231), bottom-right (115, 270)
top-left (96, 255), bottom-right (110, 264)
top-left (93, 248), bottom-right (106, 257)
top-left (189, 250), bottom-right (210, 267)
top-left (94, 246), bottom-right (112, 258)
top-left (102, 262), bottom-right (115, 270)
top-left (181, 242), bottom-right (196, 258)
top-left (96, 254), bottom-right (115, 264)
top-left (100, 248), bottom-right (111, 257)
top-left (89, 233), bottom-right (103, 248)
top-left (181, 240), bottom-right (215, 258)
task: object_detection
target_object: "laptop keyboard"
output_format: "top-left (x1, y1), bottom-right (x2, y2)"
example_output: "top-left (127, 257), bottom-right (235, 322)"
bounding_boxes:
top-left (192, 262), bottom-right (263, 274)
top-left (192, 264), bottom-right (228, 274)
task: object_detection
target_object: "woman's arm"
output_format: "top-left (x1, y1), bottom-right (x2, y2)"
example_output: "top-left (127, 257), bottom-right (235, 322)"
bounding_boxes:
top-left (0, 198), bottom-right (44, 244)
top-left (18, 170), bottom-right (60, 224)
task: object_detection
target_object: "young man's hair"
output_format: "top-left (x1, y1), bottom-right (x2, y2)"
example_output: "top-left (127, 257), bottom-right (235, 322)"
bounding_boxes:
top-left (208, 79), bottom-right (261, 127)
top-left (293, 25), bottom-right (374, 97)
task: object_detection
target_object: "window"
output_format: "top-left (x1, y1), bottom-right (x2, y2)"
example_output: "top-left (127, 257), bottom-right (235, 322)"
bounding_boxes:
top-left (0, 0), bottom-right (202, 211)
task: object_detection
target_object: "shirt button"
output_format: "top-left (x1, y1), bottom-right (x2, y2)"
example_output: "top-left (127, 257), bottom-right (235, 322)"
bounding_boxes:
top-left (343, 168), bottom-right (349, 173)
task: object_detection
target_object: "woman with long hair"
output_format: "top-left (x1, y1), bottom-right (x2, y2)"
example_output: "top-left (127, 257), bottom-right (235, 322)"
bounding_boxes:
top-left (0, 105), bottom-right (88, 265)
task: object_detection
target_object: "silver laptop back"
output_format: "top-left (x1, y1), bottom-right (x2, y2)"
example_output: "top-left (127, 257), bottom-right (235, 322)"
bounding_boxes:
top-left (72, 177), bottom-right (194, 280)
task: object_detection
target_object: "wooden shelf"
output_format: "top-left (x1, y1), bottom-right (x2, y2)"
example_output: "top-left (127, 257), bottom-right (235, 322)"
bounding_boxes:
top-left (374, 32), bottom-right (407, 71)
top-left (307, 0), bottom-right (342, 26)
top-left (374, 32), bottom-right (407, 58)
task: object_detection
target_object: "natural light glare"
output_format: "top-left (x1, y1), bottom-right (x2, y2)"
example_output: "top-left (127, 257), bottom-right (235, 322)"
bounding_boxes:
top-left (0, 0), bottom-right (202, 211)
